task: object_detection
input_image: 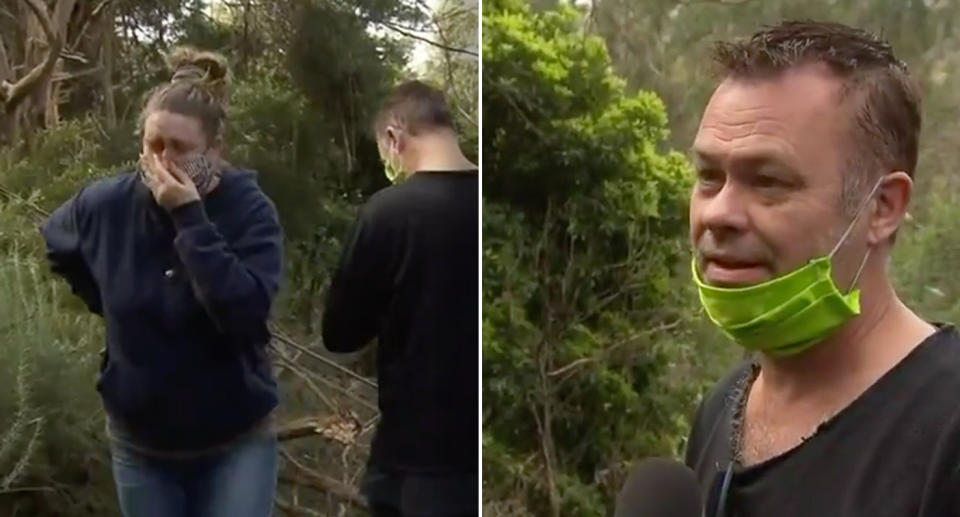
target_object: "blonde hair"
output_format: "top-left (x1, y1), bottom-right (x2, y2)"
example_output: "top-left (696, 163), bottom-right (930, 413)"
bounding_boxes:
top-left (139, 46), bottom-right (231, 144)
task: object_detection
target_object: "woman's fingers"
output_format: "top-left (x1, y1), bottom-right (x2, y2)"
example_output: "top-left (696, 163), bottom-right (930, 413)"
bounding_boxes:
top-left (150, 155), bottom-right (184, 187)
top-left (167, 160), bottom-right (193, 186)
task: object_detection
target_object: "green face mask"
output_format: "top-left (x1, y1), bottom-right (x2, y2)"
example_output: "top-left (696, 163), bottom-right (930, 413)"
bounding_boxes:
top-left (692, 179), bottom-right (882, 357)
top-left (384, 158), bottom-right (404, 184)
top-left (381, 139), bottom-right (405, 184)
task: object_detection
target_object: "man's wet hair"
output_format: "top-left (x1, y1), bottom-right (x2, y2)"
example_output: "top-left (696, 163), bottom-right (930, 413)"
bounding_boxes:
top-left (712, 20), bottom-right (921, 213)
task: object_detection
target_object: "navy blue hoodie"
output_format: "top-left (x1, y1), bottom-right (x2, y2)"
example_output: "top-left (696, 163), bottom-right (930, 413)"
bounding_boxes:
top-left (41, 168), bottom-right (283, 451)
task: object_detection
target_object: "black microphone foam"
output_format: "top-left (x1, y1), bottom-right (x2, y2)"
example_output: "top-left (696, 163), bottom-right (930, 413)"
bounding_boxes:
top-left (613, 458), bottom-right (704, 517)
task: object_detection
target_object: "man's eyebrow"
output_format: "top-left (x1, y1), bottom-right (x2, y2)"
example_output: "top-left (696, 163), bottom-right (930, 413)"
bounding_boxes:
top-left (689, 146), bottom-right (796, 172)
top-left (688, 148), bottom-right (720, 169)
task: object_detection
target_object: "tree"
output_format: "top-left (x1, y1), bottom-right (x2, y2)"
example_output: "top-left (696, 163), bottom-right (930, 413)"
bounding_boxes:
top-left (0, 0), bottom-right (61, 145)
top-left (482, 1), bottom-right (701, 515)
top-left (423, 0), bottom-right (479, 157)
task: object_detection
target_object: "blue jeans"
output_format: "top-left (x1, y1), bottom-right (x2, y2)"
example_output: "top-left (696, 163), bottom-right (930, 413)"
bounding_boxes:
top-left (109, 432), bottom-right (278, 517)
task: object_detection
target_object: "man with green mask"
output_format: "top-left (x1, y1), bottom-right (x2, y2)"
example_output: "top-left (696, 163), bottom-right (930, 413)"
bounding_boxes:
top-left (322, 80), bottom-right (478, 517)
top-left (683, 21), bottom-right (960, 517)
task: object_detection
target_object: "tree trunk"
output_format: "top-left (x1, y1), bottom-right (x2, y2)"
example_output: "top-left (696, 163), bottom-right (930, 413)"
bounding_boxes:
top-left (536, 199), bottom-right (562, 517)
top-left (99, 3), bottom-right (116, 130)
top-left (0, 34), bottom-right (13, 145)
top-left (0, 37), bottom-right (11, 85)
top-left (43, 0), bottom-right (79, 128)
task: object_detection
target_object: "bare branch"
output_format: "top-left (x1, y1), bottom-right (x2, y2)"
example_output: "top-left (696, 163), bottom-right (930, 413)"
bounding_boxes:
top-left (0, 486), bottom-right (55, 496)
top-left (275, 353), bottom-right (338, 412)
top-left (279, 448), bottom-right (367, 506)
top-left (59, 51), bottom-right (90, 65)
top-left (69, 0), bottom-right (114, 51)
top-left (0, 35), bottom-right (11, 83)
top-left (51, 66), bottom-right (102, 82)
top-left (274, 497), bottom-right (327, 517)
top-left (276, 414), bottom-right (360, 445)
top-left (269, 326), bottom-right (377, 389)
top-left (373, 19), bottom-right (477, 57)
top-left (456, 104), bottom-right (477, 127)
top-left (309, 371), bottom-right (380, 414)
top-left (547, 357), bottom-right (594, 378)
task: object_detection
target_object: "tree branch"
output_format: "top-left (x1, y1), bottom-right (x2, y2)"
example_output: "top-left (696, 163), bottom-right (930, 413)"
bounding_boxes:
top-left (373, 19), bottom-right (477, 57)
top-left (268, 326), bottom-right (377, 389)
top-left (51, 66), bottom-right (102, 82)
top-left (69, 0), bottom-right (114, 51)
top-left (0, 34), bottom-right (11, 82)
top-left (275, 414), bottom-right (360, 445)
top-left (274, 497), bottom-right (326, 517)
top-left (279, 448), bottom-right (367, 507)
top-left (0, 486), bottom-right (55, 496)
top-left (275, 353), bottom-right (338, 412)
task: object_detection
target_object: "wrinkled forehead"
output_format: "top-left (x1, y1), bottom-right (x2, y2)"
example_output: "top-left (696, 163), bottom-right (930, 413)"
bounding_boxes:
top-left (693, 65), bottom-right (850, 174)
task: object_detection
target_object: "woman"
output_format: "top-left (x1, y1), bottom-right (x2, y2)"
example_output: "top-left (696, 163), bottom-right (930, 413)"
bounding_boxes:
top-left (41, 47), bottom-right (283, 517)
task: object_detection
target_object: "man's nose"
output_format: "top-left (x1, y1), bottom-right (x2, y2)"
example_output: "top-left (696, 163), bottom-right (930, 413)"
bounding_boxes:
top-left (698, 182), bottom-right (750, 239)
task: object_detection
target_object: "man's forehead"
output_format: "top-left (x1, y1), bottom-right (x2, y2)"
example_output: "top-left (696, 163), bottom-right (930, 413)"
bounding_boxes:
top-left (711, 66), bottom-right (845, 120)
top-left (695, 65), bottom-right (850, 160)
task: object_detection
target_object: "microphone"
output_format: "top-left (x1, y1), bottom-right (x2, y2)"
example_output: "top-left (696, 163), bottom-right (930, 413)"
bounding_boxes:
top-left (614, 458), bottom-right (704, 517)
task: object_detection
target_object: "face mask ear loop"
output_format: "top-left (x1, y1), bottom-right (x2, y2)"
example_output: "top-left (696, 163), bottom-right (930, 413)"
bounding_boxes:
top-left (829, 177), bottom-right (885, 259)
top-left (845, 246), bottom-right (872, 294)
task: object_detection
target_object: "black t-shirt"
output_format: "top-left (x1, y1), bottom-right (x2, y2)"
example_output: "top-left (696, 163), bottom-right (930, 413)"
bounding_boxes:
top-left (685, 325), bottom-right (960, 517)
top-left (322, 170), bottom-right (478, 513)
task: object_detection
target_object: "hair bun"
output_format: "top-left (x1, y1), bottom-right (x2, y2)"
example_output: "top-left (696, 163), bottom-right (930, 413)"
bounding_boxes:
top-left (165, 46), bottom-right (230, 100)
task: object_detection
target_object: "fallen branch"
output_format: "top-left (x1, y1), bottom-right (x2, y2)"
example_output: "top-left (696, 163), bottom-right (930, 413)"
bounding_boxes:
top-left (308, 371), bottom-right (379, 414)
top-left (275, 352), bottom-right (337, 412)
top-left (275, 496), bottom-right (327, 517)
top-left (276, 413), bottom-right (361, 446)
top-left (269, 326), bottom-right (377, 390)
top-left (279, 448), bottom-right (367, 507)
top-left (0, 485), bottom-right (55, 496)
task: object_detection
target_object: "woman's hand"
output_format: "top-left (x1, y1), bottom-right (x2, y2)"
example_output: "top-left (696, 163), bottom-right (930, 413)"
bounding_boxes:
top-left (141, 153), bottom-right (201, 210)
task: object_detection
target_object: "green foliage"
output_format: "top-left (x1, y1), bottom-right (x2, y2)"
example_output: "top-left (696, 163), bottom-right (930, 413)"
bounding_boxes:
top-left (0, 202), bottom-right (114, 516)
top-left (423, 0), bottom-right (480, 160)
top-left (483, 2), bottom-right (703, 515)
top-left (893, 173), bottom-right (960, 324)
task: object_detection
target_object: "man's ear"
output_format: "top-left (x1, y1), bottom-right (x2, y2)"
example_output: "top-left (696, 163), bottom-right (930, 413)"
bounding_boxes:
top-left (385, 125), bottom-right (407, 153)
top-left (869, 171), bottom-right (912, 246)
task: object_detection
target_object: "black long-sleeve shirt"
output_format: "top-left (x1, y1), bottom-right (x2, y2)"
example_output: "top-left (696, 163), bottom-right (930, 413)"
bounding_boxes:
top-left (323, 170), bottom-right (478, 476)
top-left (41, 168), bottom-right (283, 451)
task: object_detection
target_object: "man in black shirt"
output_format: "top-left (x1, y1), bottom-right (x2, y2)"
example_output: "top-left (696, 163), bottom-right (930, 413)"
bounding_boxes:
top-left (684, 21), bottom-right (960, 516)
top-left (322, 81), bottom-right (478, 517)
